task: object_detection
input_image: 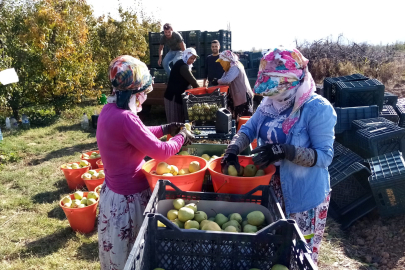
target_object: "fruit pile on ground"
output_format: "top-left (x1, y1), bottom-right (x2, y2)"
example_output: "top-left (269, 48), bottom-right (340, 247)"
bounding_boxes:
top-left (226, 164), bottom-right (265, 177)
top-left (61, 160), bottom-right (90, 169)
top-left (158, 198), bottom-right (267, 233)
top-left (82, 151), bottom-right (101, 159)
top-left (60, 191), bottom-right (99, 208)
top-left (81, 169), bottom-right (105, 180)
top-left (153, 161), bottom-right (201, 176)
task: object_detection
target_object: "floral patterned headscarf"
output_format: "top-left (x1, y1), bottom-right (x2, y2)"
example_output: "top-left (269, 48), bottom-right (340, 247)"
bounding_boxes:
top-left (254, 48), bottom-right (316, 134)
top-left (216, 50), bottom-right (242, 72)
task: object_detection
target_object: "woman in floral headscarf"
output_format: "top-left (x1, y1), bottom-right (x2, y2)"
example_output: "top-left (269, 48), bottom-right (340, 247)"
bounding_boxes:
top-left (164, 47), bottom-right (200, 123)
top-left (96, 55), bottom-right (194, 270)
top-left (215, 50), bottom-right (254, 121)
top-left (221, 48), bottom-right (336, 265)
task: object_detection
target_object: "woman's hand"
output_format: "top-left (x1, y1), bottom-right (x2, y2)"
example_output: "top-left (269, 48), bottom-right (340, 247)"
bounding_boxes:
top-left (251, 144), bottom-right (286, 169)
top-left (221, 153), bottom-right (241, 175)
top-left (211, 78), bottom-right (219, 86)
top-left (177, 129), bottom-right (195, 146)
top-left (162, 122), bottom-right (185, 136)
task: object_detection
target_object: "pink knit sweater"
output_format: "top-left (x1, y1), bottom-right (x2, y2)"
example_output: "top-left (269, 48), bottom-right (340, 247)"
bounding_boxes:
top-left (96, 104), bottom-right (184, 195)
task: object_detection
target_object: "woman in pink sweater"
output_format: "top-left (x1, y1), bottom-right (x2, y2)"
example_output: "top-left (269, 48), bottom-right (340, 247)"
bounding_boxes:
top-left (96, 55), bottom-right (194, 270)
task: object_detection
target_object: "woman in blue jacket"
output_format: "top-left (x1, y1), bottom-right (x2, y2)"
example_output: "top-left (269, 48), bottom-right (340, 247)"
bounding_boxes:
top-left (221, 48), bottom-right (336, 265)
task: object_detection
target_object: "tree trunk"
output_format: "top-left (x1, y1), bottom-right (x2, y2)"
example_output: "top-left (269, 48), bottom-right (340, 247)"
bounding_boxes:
top-left (12, 107), bottom-right (19, 120)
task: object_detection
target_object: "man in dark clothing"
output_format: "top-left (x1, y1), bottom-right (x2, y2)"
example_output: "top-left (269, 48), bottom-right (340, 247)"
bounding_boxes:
top-left (204, 40), bottom-right (224, 87)
top-left (158, 23), bottom-right (186, 77)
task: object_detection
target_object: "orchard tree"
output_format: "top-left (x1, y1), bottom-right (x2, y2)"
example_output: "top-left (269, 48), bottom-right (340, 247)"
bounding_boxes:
top-left (21, 0), bottom-right (98, 114)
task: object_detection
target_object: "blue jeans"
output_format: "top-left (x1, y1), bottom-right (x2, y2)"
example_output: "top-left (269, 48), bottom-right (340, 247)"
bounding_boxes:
top-left (162, 50), bottom-right (183, 77)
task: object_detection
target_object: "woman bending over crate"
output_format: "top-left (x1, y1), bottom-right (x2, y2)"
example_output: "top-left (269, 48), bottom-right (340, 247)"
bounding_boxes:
top-left (215, 50), bottom-right (254, 121)
top-left (221, 48), bottom-right (336, 265)
top-left (96, 55), bottom-right (194, 270)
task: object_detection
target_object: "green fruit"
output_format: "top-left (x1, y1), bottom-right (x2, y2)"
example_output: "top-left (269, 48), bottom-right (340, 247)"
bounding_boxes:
top-left (201, 221), bottom-right (222, 231)
top-left (87, 191), bottom-right (99, 200)
top-left (243, 224), bottom-right (258, 233)
top-left (184, 220), bottom-right (200, 230)
top-left (80, 197), bottom-right (88, 206)
top-left (242, 220), bottom-right (249, 228)
top-left (73, 191), bottom-right (83, 200)
top-left (167, 209), bottom-right (178, 220)
top-left (194, 211), bottom-right (207, 223)
top-left (199, 220), bottom-right (210, 229)
top-left (222, 220), bottom-right (241, 232)
top-left (178, 151), bottom-right (189, 156)
top-left (178, 207), bottom-right (195, 222)
top-left (214, 213), bottom-right (229, 227)
top-left (227, 165), bottom-right (238, 176)
top-left (249, 268), bottom-right (261, 270)
top-left (87, 198), bottom-right (97, 206)
top-left (201, 154), bottom-right (211, 161)
top-left (173, 198), bottom-right (185, 210)
top-left (224, 226), bottom-right (238, 232)
top-left (255, 169), bottom-right (265, 176)
top-left (154, 268), bottom-right (165, 270)
top-left (229, 213), bottom-right (243, 224)
top-left (208, 217), bottom-right (215, 221)
top-left (185, 203), bottom-right (197, 213)
top-left (172, 219), bottom-right (184, 228)
top-left (247, 211), bottom-right (265, 226)
top-left (271, 265), bottom-right (289, 270)
top-left (61, 196), bottom-right (72, 205)
top-left (157, 221), bottom-right (166, 227)
top-left (238, 166), bottom-right (244, 176)
top-left (244, 164), bottom-right (258, 177)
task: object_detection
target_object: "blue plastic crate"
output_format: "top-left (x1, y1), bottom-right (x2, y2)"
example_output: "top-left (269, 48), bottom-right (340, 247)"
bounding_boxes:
top-left (384, 91), bottom-right (398, 107)
top-left (380, 105), bottom-right (399, 124)
top-left (354, 123), bottom-right (405, 158)
top-left (334, 79), bottom-right (385, 109)
top-left (395, 103), bottom-right (405, 128)
top-left (334, 105), bottom-right (379, 134)
top-left (323, 74), bottom-right (369, 103)
top-left (367, 151), bottom-right (405, 217)
top-left (352, 117), bottom-right (396, 130)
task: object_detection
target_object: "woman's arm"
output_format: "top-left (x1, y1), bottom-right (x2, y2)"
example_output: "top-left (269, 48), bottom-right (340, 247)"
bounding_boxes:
top-left (179, 65), bottom-right (199, 88)
top-left (123, 114), bottom-right (184, 160)
top-left (218, 66), bottom-right (239, 85)
top-left (147, 126), bottom-right (164, 138)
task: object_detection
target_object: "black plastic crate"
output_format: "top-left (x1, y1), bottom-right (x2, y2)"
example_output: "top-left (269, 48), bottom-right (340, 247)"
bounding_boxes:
top-left (380, 105), bottom-right (399, 124)
top-left (245, 68), bottom-right (259, 78)
top-left (334, 105), bottom-right (379, 134)
top-left (149, 32), bottom-right (163, 44)
top-left (150, 68), bottom-right (168, 83)
top-left (248, 52), bottom-right (263, 69)
top-left (239, 58), bottom-right (249, 69)
top-left (396, 103), bottom-right (405, 128)
top-left (328, 162), bottom-right (375, 229)
top-left (323, 74), bottom-right (369, 103)
top-left (330, 142), bottom-right (363, 179)
top-left (354, 123), bottom-right (405, 159)
top-left (191, 125), bottom-right (236, 140)
top-left (367, 151), bottom-right (405, 217)
top-left (352, 117), bottom-right (397, 130)
top-left (124, 214), bottom-right (315, 270)
top-left (384, 91), bottom-right (398, 107)
top-left (182, 90), bottom-right (227, 123)
top-left (334, 79), bottom-right (385, 109)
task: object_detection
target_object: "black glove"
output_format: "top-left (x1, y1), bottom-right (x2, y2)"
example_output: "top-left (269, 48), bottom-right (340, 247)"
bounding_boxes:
top-left (161, 122), bottom-right (185, 137)
top-left (251, 144), bottom-right (286, 169)
top-left (221, 153), bottom-right (241, 175)
top-left (211, 78), bottom-right (219, 86)
top-left (177, 129), bottom-right (195, 146)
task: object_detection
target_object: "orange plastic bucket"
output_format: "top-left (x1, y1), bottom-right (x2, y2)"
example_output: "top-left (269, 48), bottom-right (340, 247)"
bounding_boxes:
top-left (208, 156), bottom-right (275, 195)
top-left (185, 87), bottom-right (207, 95)
top-left (82, 168), bottom-right (105, 191)
top-left (237, 116), bottom-right (258, 150)
top-left (59, 192), bottom-right (99, 233)
top-left (60, 162), bottom-right (91, 190)
top-left (142, 155), bottom-right (208, 192)
top-left (206, 85), bottom-right (229, 94)
top-left (81, 150), bottom-right (101, 169)
top-left (96, 159), bottom-right (103, 168)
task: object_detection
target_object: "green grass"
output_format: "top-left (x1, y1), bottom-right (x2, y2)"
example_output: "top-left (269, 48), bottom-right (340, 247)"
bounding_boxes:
top-left (0, 104), bottom-right (166, 270)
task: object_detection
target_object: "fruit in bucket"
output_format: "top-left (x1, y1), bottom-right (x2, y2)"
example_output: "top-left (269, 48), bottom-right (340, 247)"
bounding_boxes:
top-left (82, 173), bottom-right (92, 180)
top-left (173, 198), bottom-right (185, 210)
top-left (178, 151), bottom-right (189, 156)
top-left (178, 168), bottom-right (189, 175)
top-left (227, 165), bottom-right (238, 176)
top-left (98, 170), bottom-right (105, 178)
top-left (61, 196), bottom-right (72, 205)
top-left (170, 165), bottom-right (179, 176)
top-left (82, 153), bottom-right (90, 159)
top-left (74, 191), bottom-right (84, 200)
top-left (89, 151), bottom-right (100, 159)
top-left (201, 154), bottom-right (210, 161)
top-left (156, 162), bottom-right (171, 175)
top-left (80, 197), bottom-right (88, 205)
top-left (88, 170), bottom-right (97, 175)
top-left (244, 164), bottom-right (258, 177)
top-left (87, 198), bottom-right (97, 206)
top-left (247, 211), bottom-right (265, 226)
top-left (79, 160), bottom-right (90, 168)
top-left (71, 163), bottom-right (80, 169)
top-left (188, 161), bottom-right (200, 173)
top-left (71, 199), bottom-right (81, 208)
top-left (87, 191), bottom-right (99, 200)
top-left (91, 173), bottom-right (99, 179)
top-left (162, 173), bottom-right (173, 176)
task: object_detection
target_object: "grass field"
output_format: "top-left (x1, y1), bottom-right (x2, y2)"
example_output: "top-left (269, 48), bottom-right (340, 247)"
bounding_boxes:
top-left (0, 104), bottom-right (367, 270)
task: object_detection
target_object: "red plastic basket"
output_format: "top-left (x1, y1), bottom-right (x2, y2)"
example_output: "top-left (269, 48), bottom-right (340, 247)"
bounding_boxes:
top-left (82, 168), bottom-right (105, 191)
top-left (81, 150), bottom-right (101, 169)
top-left (60, 162), bottom-right (91, 190)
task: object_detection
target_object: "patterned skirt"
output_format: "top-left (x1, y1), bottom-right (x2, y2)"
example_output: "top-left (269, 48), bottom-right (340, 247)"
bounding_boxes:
top-left (164, 96), bottom-right (185, 123)
top-left (270, 174), bottom-right (330, 266)
top-left (98, 183), bottom-right (151, 270)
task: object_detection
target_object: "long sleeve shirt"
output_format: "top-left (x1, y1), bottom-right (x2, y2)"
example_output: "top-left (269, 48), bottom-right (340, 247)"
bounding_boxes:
top-left (96, 103), bottom-right (184, 195)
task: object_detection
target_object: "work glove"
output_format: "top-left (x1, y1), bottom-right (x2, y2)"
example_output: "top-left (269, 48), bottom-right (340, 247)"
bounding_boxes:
top-left (211, 78), bottom-right (219, 86)
top-left (161, 122), bottom-right (185, 137)
top-left (221, 153), bottom-right (241, 175)
top-left (251, 144), bottom-right (286, 169)
top-left (177, 128), bottom-right (195, 146)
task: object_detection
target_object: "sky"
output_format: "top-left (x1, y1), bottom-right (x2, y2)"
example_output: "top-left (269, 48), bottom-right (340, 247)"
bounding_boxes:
top-left (86, 0), bottom-right (404, 51)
